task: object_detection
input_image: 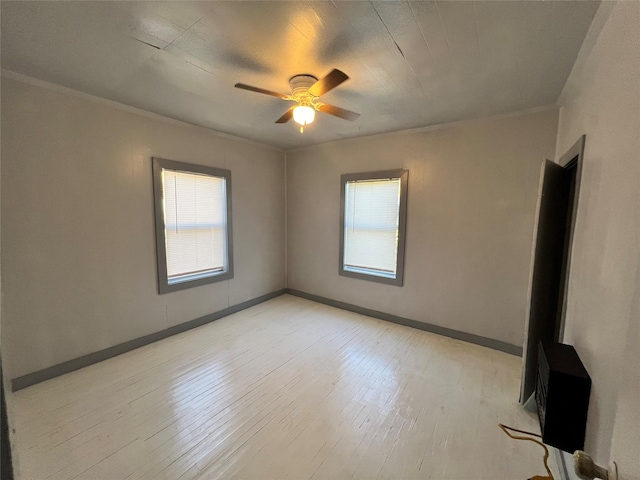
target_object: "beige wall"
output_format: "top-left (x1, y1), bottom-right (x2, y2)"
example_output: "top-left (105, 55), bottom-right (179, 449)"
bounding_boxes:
top-left (0, 77), bottom-right (285, 380)
top-left (286, 109), bottom-right (558, 349)
top-left (555, 1), bottom-right (639, 475)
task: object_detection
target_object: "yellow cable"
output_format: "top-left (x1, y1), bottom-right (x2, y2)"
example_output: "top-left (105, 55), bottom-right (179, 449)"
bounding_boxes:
top-left (498, 423), bottom-right (554, 480)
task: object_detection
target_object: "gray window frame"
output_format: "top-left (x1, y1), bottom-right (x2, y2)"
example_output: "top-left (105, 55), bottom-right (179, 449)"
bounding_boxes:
top-left (339, 169), bottom-right (408, 286)
top-left (152, 157), bottom-right (234, 294)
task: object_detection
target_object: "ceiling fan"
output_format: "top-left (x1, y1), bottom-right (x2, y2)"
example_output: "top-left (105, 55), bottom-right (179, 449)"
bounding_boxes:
top-left (235, 69), bottom-right (360, 133)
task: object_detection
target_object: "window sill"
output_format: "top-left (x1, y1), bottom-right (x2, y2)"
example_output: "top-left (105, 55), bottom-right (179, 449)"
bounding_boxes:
top-left (339, 265), bottom-right (403, 286)
top-left (168, 269), bottom-right (226, 285)
top-left (343, 265), bottom-right (396, 279)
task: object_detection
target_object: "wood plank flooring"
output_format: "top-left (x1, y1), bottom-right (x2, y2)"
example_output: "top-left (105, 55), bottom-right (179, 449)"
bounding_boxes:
top-left (8, 294), bottom-right (557, 479)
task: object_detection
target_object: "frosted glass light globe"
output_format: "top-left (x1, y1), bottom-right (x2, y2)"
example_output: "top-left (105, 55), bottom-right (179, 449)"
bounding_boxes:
top-left (293, 106), bottom-right (315, 125)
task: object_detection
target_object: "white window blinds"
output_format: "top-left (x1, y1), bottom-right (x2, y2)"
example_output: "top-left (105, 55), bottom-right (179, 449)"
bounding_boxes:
top-left (162, 169), bottom-right (227, 283)
top-left (343, 178), bottom-right (401, 276)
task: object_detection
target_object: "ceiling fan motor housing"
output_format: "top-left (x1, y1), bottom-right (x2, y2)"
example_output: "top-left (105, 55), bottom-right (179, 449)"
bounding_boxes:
top-left (289, 75), bottom-right (318, 104)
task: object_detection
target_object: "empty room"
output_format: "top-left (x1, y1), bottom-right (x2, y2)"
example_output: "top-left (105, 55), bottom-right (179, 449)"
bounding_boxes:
top-left (0, 1), bottom-right (638, 479)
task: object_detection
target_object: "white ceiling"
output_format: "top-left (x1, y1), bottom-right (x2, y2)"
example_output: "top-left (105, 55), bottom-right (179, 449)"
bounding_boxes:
top-left (1, 1), bottom-right (599, 150)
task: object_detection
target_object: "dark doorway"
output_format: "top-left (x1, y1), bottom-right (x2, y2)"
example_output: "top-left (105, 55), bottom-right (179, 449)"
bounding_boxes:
top-left (520, 135), bottom-right (585, 403)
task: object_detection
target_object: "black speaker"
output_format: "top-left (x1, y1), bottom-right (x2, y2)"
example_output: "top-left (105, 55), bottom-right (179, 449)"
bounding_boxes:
top-left (535, 341), bottom-right (591, 453)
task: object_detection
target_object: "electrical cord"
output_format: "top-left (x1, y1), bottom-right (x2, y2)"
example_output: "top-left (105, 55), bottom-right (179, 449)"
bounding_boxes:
top-left (498, 423), bottom-right (554, 480)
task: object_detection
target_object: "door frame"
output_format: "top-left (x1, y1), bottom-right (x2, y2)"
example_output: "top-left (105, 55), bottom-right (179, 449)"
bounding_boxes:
top-left (554, 135), bottom-right (585, 342)
top-left (519, 135), bottom-right (585, 403)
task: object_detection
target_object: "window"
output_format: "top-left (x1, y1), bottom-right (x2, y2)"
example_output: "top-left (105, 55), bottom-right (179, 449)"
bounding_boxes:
top-left (152, 158), bottom-right (233, 294)
top-left (339, 169), bottom-right (408, 286)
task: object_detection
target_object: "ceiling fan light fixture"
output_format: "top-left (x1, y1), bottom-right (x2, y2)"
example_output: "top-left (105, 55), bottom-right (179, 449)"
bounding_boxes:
top-left (293, 105), bottom-right (315, 126)
top-left (235, 69), bottom-right (359, 131)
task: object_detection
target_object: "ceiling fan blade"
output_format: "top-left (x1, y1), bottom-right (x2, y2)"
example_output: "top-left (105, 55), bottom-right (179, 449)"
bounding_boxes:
top-left (308, 69), bottom-right (349, 97)
top-left (275, 107), bottom-right (295, 123)
top-left (318, 103), bottom-right (360, 121)
top-left (234, 83), bottom-right (290, 99)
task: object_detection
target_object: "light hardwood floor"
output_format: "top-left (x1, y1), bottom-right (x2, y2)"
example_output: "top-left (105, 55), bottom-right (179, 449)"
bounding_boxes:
top-left (8, 294), bottom-right (557, 479)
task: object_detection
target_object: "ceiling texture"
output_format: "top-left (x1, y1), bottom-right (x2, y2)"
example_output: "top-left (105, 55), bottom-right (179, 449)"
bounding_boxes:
top-left (1, 1), bottom-right (600, 150)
